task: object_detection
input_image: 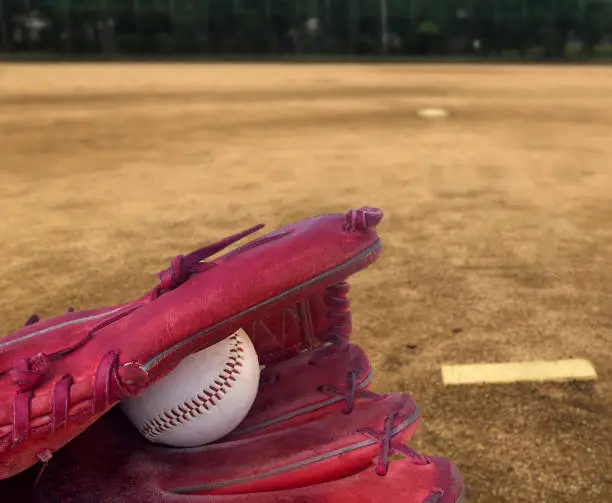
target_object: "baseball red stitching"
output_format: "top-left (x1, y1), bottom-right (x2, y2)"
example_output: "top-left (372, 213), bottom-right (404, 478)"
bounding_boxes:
top-left (139, 334), bottom-right (245, 441)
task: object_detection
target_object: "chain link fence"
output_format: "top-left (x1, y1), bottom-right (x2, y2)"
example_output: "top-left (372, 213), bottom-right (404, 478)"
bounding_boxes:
top-left (1, 0), bottom-right (611, 59)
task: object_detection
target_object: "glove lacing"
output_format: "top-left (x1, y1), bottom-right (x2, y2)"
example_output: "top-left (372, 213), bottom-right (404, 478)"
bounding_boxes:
top-left (300, 282), bottom-right (441, 502)
top-left (320, 351), bottom-right (443, 501)
top-left (151, 223), bottom-right (269, 298)
top-left (3, 225), bottom-right (268, 450)
top-left (2, 306), bottom-right (140, 489)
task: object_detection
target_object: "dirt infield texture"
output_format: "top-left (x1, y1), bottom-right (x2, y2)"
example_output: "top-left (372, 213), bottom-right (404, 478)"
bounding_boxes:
top-left (1, 63), bottom-right (612, 502)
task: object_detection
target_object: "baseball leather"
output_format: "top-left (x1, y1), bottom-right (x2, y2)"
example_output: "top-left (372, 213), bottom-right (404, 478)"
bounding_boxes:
top-left (0, 207), bottom-right (383, 480)
top-left (4, 342), bottom-right (464, 503)
top-left (121, 328), bottom-right (261, 447)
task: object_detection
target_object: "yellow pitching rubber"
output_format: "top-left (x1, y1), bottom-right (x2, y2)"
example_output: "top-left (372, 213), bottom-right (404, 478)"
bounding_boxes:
top-left (441, 359), bottom-right (597, 386)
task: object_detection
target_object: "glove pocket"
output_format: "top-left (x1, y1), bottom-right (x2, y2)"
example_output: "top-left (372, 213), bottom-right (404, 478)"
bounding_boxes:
top-left (157, 392), bottom-right (420, 496)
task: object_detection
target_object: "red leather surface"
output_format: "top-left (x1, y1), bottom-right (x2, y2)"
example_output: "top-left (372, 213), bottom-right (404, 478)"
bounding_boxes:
top-left (227, 343), bottom-right (374, 440)
top-left (2, 342), bottom-right (463, 503)
top-left (0, 208), bottom-right (383, 480)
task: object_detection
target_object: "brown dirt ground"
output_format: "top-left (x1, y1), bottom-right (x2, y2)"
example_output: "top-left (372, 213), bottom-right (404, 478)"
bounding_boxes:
top-left (1, 63), bottom-right (612, 502)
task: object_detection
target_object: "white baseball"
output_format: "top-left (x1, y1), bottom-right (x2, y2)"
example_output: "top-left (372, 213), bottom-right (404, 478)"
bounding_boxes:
top-left (120, 328), bottom-right (260, 447)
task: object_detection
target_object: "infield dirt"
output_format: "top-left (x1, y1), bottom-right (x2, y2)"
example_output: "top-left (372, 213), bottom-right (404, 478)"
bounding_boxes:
top-left (1, 62), bottom-right (611, 502)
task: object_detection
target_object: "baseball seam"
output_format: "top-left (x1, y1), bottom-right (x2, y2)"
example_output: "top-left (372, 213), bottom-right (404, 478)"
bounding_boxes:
top-left (140, 334), bottom-right (245, 440)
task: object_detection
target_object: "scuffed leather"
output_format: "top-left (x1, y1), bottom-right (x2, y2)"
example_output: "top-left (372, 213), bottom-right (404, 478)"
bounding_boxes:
top-left (0, 208), bottom-right (382, 480)
top-left (4, 343), bottom-right (464, 503)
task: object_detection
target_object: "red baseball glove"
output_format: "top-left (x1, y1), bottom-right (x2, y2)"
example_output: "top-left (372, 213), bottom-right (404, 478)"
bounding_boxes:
top-left (0, 207), bottom-right (384, 480)
top-left (4, 341), bottom-right (464, 503)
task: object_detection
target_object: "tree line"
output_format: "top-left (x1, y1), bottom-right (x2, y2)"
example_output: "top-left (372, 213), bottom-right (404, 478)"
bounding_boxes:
top-left (1, 0), bottom-right (611, 59)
